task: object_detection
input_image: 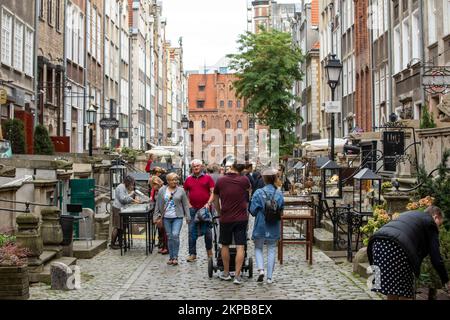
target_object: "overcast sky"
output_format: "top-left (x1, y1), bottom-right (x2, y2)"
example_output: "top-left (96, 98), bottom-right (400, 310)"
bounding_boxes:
top-left (161, 0), bottom-right (297, 71)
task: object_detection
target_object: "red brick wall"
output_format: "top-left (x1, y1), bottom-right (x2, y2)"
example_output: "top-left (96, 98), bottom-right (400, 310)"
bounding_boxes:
top-left (354, 0), bottom-right (372, 132)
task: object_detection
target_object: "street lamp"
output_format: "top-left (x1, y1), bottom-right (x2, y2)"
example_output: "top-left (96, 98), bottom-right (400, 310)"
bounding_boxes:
top-left (325, 54), bottom-right (343, 161)
top-left (87, 104), bottom-right (97, 157)
top-left (181, 115), bottom-right (189, 180)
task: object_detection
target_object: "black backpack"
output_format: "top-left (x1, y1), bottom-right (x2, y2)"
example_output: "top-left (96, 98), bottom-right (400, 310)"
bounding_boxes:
top-left (262, 188), bottom-right (282, 223)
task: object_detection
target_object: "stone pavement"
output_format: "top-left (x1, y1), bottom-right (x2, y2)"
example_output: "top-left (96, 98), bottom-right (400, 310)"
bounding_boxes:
top-left (29, 219), bottom-right (381, 300)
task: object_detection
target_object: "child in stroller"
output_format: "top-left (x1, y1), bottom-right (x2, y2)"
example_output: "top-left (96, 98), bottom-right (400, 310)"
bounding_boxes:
top-left (208, 216), bottom-right (253, 279)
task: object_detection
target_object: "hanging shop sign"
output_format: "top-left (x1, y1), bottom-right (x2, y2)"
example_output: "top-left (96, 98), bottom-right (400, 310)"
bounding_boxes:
top-left (100, 118), bottom-right (119, 129)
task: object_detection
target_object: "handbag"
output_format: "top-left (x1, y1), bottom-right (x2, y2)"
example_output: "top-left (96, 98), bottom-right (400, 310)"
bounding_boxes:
top-left (194, 207), bottom-right (212, 223)
top-left (155, 188), bottom-right (177, 227)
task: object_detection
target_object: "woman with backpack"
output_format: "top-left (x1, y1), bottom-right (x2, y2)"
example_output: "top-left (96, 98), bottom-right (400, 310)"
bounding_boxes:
top-left (249, 168), bottom-right (284, 284)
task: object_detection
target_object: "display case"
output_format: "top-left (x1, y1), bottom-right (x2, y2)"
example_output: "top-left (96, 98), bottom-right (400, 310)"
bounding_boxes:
top-left (320, 160), bottom-right (342, 199)
top-left (309, 157), bottom-right (329, 194)
top-left (353, 168), bottom-right (382, 214)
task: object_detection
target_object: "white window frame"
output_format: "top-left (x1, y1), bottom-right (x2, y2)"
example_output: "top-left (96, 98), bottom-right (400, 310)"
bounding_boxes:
top-left (24, 27), bottom-right (33, 76)
top-left (13, 18), bottom-right (24, 72)
top-left (412, 10), bottom-right (420, 60)
top-left (445, 0), bottom-right (450, 36)
top-left (428, 0), bottom-right (437, 45)
top-left (1, 8), bottom-right (13, 66)
top-left (394, 26), bottom-right (401, 73)
top-left (401, 18), bottom-right (410, 70)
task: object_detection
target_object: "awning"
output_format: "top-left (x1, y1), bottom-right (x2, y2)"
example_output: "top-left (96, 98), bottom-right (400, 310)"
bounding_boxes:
top-left (301, 138), bottom-right (347, 152)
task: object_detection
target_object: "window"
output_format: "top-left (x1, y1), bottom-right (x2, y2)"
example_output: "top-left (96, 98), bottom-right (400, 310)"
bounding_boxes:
top-left (189, 121), bottom-right (194, 129)
top-left (97, 13), bottom-right (101, 61)
top-left (237, 100), bottom-right (241, 108)
top-left (220, 100), bottom-right (224, 107)
top-left (24, 28), bottom-right (33, 76)
top-left (48, 0), bottom-right (53, 25)
top-left (228, 100), bottom-right (233, 108)
top-left (13, 20), bottom-right (24, 72)
top-left (445, 0), bottom-right (450, 36)
top-left (121, 30), bottom-right (129, 63)
top-left (79, 13), bottom-right (84, 67)
top-left (1, 9), bottom-right (13, 66)
top-left (87, 0), bottom-right (91, 54)
top-left (394, 26), bottom-right (401, 73)
top-left (237, 134), bottom-right (243, 142)
top-left (201, 120), bottom-right (206, 128)
top-left (196, 100), bottom-right (205, 108)
top-left (198, 85), bottom-right (205, 91)
top-left (225, 120), bottom-right (231, 129)
top-left (237, 120), bottom-right (242, 128)
top-left (428, 0), bottom-right (437, 44)
top-left (56, 0), bottom-right (61, 31)
top-left (401, 18), bottom-right (410, 70)
top-left (412, 10), bottom-right (420, 59)
top-left (39, 0), bottom-right (44, 18)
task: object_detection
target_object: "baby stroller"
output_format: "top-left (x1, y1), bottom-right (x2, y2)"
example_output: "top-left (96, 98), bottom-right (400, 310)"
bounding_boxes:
top-left (208, 216), bottom-right (253, 279)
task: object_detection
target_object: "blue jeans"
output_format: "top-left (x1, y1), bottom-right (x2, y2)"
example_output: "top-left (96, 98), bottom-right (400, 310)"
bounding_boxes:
top-left (164, 217), bottom-right (183, 260)
top-left (188, 208), bottom-right (213, 256)
top-left (254, 239), bottom-right (277, 280)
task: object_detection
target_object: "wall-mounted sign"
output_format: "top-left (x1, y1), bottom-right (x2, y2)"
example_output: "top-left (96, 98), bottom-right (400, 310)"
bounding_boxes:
top-left (0, 88), bottom-right (7, 105)
top-left (100, 118), bottom-right (119, 129)
top-left (383, 131), bottom-right (405, 172)
top-left (119, 131), bottom-right (129, 139)
top-left (325, 101), bottom-right (342, 113)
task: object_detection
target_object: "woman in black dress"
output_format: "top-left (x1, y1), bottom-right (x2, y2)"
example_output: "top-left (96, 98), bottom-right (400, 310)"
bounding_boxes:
top-left (368, 206), bottom-right (449, 300)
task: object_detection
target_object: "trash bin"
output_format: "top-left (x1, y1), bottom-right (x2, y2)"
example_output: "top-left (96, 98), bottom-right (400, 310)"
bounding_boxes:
top-left (60, 215), bottom-right (74, 246)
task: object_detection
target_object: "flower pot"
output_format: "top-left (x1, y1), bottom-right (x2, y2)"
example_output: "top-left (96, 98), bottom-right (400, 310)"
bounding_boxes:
top-left (0, 265), bottom-right (29, 300)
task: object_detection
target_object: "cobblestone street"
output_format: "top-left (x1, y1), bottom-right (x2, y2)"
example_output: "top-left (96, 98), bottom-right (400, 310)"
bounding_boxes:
top-left (29, 219), bottom-right (381, 300)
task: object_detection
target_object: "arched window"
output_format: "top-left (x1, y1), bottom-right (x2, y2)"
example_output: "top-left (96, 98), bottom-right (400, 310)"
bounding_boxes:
top-left (189, 121), bottom-right (194, 128)
top-left (201, 120), bottom-right (206, 128)
top-left (237, 120), bottom-right (242, 128)
top-left (225, 120), bottom-right (231, 129)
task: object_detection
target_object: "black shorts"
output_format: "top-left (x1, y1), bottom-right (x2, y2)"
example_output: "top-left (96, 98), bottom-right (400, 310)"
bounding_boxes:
top-left (219, 220), bottom-right (248, 246)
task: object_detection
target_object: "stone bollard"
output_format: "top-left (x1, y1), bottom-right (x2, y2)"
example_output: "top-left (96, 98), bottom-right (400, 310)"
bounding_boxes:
top-left (41, 207), bottom-right (64, 257)
top-left (50, 262), bottom-right (77, 290)
top-left (16, 213), bottom-right (44, 281)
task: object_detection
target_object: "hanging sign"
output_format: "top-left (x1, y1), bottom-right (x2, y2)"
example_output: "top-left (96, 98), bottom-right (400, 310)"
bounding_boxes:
top-left (100, 118), bottom-right (119, 129)
top-left (325, 101), bottom-right (342, 113)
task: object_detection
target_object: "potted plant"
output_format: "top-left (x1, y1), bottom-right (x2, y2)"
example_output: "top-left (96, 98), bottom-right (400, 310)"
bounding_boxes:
top-left (0, 238), bottom-right (30, 300)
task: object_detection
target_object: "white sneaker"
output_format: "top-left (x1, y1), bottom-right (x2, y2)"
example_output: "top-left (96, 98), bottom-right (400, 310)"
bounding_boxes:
top-left (233, 276), bottom-right (243, 285)
top-left (257, 270), bottom-right (265, 283)
top-left (267, 278), bottom-right (273, 284)
top-left (219, 272), bottom-right (232, 281)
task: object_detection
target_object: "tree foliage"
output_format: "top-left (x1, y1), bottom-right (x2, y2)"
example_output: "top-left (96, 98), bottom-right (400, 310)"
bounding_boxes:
top-left (34, 124), bottom-right (54, 155)
top-left (420, 105), bottom-right (437, 129)
top-left (227, 28), bottom-right (304, 156)
top-left (2, 119), bottom-right (26, 154)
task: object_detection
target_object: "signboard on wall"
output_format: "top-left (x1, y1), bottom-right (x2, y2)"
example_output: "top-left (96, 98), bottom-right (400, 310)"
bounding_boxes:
top-left (0, 88), bottom-right (7, 105)
top-left (383, 131), bottom-right (405, 172)
top-left (100, 118), bottom-right (119, 129)
top-left (325, 101), bottom-right (342, 113)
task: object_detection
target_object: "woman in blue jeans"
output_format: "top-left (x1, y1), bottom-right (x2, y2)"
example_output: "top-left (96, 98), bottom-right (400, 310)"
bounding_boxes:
top-left (154, 173), bottom-right (190, 265)
top-left (249, 168), bottom-right (284, 284)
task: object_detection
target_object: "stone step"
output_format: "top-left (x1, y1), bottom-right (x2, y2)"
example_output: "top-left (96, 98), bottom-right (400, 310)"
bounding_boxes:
top-left (321, 219), bottom-right (348, 234)
top-left (313, 228), bottom-right (334, 251)
top-left (36, 257), bottom-right (78, 285)
top-left (39, 251), bottom-right (57, 265)
top-left (73, 240), bottom-right (107, 259)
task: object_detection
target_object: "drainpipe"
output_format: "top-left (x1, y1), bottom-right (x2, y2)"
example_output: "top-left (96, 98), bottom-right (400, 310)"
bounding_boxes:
top-left (388, 0), bottom-right (393, 117)
top-left (370, 1), bottom-right (376, 130)
top-left (83, 0), bottom-right (88, 152)
top-left (63, 0), bottom-right (69, 138)
top-left (418, 0), bottom-right (425, 109)
top-left (34, 0), bottom-right (40, 128)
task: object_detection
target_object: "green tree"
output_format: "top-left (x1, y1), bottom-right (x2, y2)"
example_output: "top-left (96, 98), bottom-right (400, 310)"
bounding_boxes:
top-left (34, 124), bottom-right (54, 155)
top-left (420, 105), bottom-right (437, 129)
top-left (227, 28), bottom-right (304, 156)
top-left (2, 119), bottom-right (26, 154)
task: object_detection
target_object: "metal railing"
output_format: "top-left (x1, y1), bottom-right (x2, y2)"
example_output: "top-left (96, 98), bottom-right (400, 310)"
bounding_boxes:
top-left (0, 198), bottom-right (55, 214)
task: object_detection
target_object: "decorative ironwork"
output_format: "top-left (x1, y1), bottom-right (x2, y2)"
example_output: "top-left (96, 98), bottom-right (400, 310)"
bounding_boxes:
top-left (423, 66), bottom-right (450, 95)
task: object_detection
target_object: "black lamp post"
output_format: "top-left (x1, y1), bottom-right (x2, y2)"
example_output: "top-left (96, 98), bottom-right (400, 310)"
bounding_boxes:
top-left (87, 104), bottom-right (97, 157)
top-left (325, 54), bottom-right (343, 161)
top-left (181, 115), bottom-right (189, 180)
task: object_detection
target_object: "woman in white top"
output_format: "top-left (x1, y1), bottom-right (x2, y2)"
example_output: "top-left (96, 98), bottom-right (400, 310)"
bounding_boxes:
top-left (154, 173), bottom-right (190, 265)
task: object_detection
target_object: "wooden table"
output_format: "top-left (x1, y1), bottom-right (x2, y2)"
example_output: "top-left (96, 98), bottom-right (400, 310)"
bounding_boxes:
top-left (278, 206), bottom-right (315, 265)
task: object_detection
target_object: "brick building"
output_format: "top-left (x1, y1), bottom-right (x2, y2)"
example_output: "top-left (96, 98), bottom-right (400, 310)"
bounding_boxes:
top-left (188, 73), bottom-right (249, 164)
top-left (354, 0), bottom-right (372, 132)
top-left (37, 0), bottom-right (65, 138)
